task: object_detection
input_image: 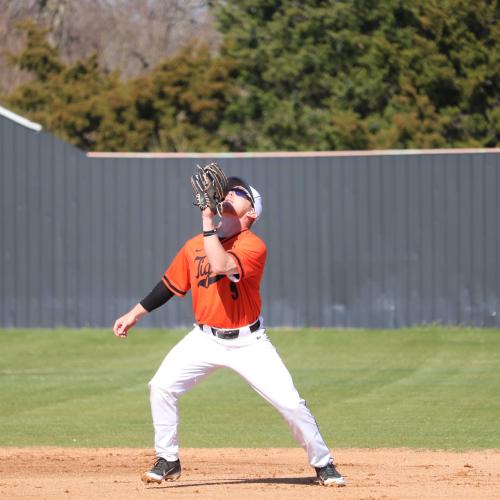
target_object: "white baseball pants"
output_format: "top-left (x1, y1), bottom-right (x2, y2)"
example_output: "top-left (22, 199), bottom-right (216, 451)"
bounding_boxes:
top-left (148, 322), bottom-right (333, 468)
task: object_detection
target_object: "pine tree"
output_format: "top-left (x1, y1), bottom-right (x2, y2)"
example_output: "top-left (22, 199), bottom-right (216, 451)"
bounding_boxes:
top-left (213, 0), bottom-right (500, 150)
top-left (5, 22), bottom-right (238, 152)
top-left (6, 21), bottom-right (119, 150)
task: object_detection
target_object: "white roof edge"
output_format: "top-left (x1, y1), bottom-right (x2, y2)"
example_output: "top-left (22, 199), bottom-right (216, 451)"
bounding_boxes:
top-left (87, 147), bottom-right (500, 159)
top-left (0, 105), bottom-right (42, 132)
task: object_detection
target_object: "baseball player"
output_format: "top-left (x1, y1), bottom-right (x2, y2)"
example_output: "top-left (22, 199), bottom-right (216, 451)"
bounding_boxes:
top-left (112, 171), bottom-right (345, 487)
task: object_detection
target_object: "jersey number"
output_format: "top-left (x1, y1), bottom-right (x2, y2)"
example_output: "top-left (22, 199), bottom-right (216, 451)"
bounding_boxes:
top-left (229, 282), bottom-right (239, 300)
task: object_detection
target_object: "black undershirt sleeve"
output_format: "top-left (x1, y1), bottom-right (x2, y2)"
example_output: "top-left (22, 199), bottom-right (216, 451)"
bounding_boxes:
top-left (140, 280), bottom-right (175, 312)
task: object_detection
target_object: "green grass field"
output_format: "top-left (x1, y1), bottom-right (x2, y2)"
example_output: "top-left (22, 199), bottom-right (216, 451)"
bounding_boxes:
top-left (0, 327), bottom-right (499, 450)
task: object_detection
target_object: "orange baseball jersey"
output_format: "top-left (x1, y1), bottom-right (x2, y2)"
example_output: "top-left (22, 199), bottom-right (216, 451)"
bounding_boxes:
top-left (162, 230), bottom-right (267, 329)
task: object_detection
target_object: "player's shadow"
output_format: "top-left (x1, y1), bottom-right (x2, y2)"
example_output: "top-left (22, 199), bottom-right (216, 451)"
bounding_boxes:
top-left (152, 476), bottom-right (317, 489)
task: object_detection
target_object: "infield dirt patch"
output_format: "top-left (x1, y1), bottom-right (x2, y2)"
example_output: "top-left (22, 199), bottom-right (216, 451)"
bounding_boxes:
top-left (0, 447), bottom-right (499, 499)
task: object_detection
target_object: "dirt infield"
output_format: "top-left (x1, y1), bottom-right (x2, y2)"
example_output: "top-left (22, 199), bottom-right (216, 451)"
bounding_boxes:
top-left (1, 447), bottom-right (499, 499)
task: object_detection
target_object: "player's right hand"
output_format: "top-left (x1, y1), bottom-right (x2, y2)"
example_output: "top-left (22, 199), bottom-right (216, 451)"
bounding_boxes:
top-left (113, 313), bottom-right (138, 339)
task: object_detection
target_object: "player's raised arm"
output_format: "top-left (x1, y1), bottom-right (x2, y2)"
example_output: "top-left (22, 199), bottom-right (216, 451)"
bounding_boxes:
top-left (201, 207), bottom-right (239, 275)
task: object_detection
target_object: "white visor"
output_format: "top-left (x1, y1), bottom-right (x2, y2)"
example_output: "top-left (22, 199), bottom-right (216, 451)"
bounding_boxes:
top-left (250, 186), bottom-right (262, 219)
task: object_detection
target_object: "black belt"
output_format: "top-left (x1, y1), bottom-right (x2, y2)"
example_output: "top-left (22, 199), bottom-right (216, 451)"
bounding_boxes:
top-left (199, 319), bottom-right (261, 340)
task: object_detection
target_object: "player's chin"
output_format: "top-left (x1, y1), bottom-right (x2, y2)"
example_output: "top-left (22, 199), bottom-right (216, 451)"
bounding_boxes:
top-left (222, 201), bottom-right (237, 215)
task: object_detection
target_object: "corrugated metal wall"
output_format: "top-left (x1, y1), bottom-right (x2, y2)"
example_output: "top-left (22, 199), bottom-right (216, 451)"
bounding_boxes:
top-left (1, 114), bottom-right (499, 328)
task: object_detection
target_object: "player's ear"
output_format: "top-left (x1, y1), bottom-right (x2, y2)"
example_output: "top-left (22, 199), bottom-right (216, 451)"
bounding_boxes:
top-left (245, 208), bottom-right (257, 224)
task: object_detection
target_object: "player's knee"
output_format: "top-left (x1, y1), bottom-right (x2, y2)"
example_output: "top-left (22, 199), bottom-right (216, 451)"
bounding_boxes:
top-left (149, 380), bottom-right (179, 402)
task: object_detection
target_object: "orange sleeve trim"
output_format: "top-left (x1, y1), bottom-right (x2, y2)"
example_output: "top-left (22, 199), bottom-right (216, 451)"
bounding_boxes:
top-left (227, 251), bottom-right (244, 281)
top-left (162, 274), bottom-right (187, 296)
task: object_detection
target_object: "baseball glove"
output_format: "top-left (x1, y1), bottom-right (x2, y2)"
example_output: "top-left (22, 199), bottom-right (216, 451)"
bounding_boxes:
top-left (190, 162), bottom-right (228, 216)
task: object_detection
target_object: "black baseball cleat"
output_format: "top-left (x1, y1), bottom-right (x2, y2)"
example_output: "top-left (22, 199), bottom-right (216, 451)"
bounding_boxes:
top-left (315, 461), bottom-right (346, 486)
top-left (141, 457), bottom-right (181, 484)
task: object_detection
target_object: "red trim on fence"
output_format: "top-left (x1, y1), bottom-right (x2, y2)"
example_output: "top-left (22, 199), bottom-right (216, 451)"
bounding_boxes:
top-left (87, 148), bottom-right (500, 159)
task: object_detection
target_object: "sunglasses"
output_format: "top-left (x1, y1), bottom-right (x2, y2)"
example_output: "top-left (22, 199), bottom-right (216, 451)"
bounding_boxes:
top-left (230, 188), bottom-right (254, 205)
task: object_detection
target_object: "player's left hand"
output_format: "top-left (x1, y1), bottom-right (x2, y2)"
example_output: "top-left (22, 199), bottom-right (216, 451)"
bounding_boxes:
top-left (202, 207), bottom-right (215, 219)
top-left (190, 162), bottom-right (228, 216)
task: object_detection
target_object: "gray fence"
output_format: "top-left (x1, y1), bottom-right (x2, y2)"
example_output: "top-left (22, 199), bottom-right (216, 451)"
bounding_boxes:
top-left (1, 112), bottom-right (499, 328)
